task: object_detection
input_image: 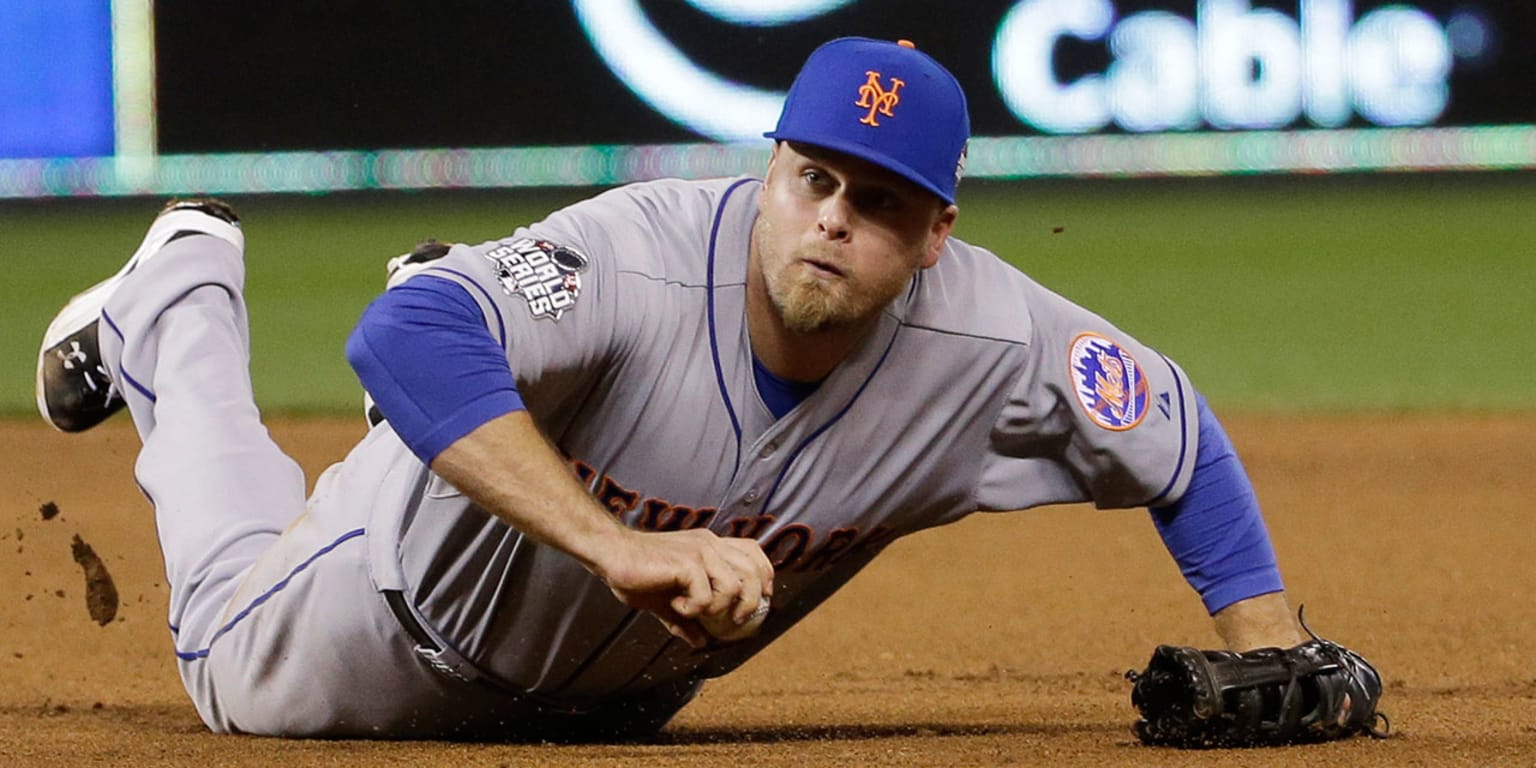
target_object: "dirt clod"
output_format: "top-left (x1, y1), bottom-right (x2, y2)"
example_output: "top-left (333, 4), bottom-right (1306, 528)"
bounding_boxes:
top-left (70, 535), bottom-right (118, 626)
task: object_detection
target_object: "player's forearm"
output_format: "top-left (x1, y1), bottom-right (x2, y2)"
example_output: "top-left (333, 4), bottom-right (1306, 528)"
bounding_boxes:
top-left (429, 409), bottom-right (630, 573)
top-left (1150, 395), bottom-right (1286, 614)
top-left (1212, 591), bottom-right (1305, 651)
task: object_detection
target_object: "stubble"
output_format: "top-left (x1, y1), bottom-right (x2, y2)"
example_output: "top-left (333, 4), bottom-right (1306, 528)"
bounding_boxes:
top-left (753, 217), bottom-right (913, 335)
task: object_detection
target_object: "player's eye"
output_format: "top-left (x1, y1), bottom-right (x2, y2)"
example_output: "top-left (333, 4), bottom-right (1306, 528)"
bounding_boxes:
top-left (854, 188), bottom-right (902, 214)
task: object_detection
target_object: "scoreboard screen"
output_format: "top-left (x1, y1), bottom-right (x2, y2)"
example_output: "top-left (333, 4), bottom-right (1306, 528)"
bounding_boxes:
top-left (2, 0), bottom-right (1532, 196)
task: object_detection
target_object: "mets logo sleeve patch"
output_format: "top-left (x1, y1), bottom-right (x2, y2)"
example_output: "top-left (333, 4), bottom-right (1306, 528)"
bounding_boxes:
top-left (483, 238), bottom-right (590, 321)
top-left (1069, 332), bottom-right (1151, 431)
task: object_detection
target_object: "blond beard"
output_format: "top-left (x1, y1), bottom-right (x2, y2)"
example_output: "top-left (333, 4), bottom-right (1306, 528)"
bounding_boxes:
top-left (755, 220), bottom-right (914, 335)
top-left (769, 261), bottom-right (850, 334)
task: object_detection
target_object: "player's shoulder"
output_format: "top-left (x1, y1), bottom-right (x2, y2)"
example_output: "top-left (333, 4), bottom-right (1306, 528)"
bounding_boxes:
top-left (605, 176), bottom-right (753, 207)
top-left (552, 176), bottom-right (750, 237)
top-left (902, 236), bottom-right (1050, 346)
top-left (534, 176), bottom-right (756, 276)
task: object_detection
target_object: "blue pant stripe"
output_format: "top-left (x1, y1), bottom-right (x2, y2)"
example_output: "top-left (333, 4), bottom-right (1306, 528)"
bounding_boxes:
top-left (174, 527), bottom-right (366, 662)
top-left (101, 309), bottom-right (157, 403)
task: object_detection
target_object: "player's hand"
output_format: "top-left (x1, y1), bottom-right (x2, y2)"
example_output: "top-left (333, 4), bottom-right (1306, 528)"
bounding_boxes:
top-left (593, 528), bottom-right (774, 648)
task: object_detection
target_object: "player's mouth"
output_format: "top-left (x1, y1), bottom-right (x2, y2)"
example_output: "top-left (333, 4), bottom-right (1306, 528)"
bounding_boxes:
top-left (799, 257), bottom-right (846, 279)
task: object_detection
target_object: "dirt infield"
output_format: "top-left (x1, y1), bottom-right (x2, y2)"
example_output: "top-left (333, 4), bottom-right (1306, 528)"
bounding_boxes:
top-left (2, 414), bottom-right (1532, 766)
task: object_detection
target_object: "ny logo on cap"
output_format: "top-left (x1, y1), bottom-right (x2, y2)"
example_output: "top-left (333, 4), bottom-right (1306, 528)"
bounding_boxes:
top-left (855, 71), bottom-right (905, 127)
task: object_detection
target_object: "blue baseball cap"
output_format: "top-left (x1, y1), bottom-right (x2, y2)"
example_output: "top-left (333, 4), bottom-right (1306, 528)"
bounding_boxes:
top-left (766, 37), bottom-right (970, 204)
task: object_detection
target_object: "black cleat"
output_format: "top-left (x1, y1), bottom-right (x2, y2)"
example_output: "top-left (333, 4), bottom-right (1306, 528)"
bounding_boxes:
top-left (36, 199), bottom-right (244, 432)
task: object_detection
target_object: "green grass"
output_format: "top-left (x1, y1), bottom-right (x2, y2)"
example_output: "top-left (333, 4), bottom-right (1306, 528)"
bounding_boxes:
top-left (957, 174), bottom-right (1536, 410)
top-left (3, 174), bottom-right (1533, 417)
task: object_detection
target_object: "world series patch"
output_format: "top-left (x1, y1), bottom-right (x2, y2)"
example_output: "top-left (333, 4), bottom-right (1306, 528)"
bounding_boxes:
top-left (1069, 332), bottom-right (1150, 431)
top-left (483, 238), bottom-right (589, 321)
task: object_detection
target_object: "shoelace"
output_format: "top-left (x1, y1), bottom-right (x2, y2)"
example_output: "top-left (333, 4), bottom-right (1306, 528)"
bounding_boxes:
top-left (1298, 605), bottom-right (1391, 739)
top-left (101, 369), bottom-right (122, 407)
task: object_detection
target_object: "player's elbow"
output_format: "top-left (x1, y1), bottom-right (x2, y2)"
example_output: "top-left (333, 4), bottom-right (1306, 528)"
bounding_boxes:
top-left (344, 306), bottom-right (385, 386)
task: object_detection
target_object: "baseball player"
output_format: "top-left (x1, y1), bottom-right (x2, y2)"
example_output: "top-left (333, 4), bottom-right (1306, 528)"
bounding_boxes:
top-left (37, 38), bottom-right (1316, 740)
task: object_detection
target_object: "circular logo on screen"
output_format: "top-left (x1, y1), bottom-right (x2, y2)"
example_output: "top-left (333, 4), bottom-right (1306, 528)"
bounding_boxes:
top-left (571, 0), bottom-right (855, 141)
top-left (1069, 332), bottom-right (1150, 431)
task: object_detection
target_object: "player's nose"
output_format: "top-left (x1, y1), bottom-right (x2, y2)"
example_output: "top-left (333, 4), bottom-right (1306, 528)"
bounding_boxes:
top-left (816, 197), bottom-right (851, 241)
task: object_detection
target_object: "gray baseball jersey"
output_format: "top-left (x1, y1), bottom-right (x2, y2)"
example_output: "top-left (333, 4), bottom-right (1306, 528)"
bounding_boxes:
top-left (356, 176), bottom-right (1200, 707)
top-left (97, 176), bottom-right (1199, 736)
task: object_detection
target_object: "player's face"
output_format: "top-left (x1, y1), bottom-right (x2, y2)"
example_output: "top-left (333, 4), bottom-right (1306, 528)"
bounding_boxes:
top-left (754, 142), bottom-right (957, 334)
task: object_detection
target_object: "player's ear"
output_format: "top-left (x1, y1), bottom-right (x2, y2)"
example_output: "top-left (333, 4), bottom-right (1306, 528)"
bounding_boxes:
top-left (921, 204), bottom-right (958, 269)
top-left (764, 141), bottom-right (784, 179)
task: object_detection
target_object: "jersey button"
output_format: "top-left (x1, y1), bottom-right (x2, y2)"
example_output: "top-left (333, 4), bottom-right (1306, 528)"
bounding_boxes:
top-left (759, 442), bottom-right (777, 459)
top-left (741, 489), bottom-right (760, 504)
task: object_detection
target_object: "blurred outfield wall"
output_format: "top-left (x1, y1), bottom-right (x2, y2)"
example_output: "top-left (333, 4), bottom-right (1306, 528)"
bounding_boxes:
top-left (3, 1), bottom-right (1535, 197)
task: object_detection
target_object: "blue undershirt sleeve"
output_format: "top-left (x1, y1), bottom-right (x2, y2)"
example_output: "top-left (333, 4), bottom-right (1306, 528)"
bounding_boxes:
top-left (1149, 394), bottom-right (1285, 615)
top-left (345, 275), bottom-right (525, 465)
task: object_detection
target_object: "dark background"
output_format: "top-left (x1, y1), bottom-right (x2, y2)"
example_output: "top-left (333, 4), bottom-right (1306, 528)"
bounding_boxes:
top-left (154, 1), bottom-right (1536, 153)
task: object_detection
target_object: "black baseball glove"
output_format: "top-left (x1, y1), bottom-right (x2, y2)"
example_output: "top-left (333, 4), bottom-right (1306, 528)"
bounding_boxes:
top-left (1126, 612), bottom-right (1389, 748)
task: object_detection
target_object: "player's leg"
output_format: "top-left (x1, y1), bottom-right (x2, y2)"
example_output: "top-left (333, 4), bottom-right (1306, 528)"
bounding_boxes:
top-left (38, 201), bottom-right (547, 737)
top-left (36, 200), bottom-right (313, 720)
top-left (98, 203), bottom-right (308, 659)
